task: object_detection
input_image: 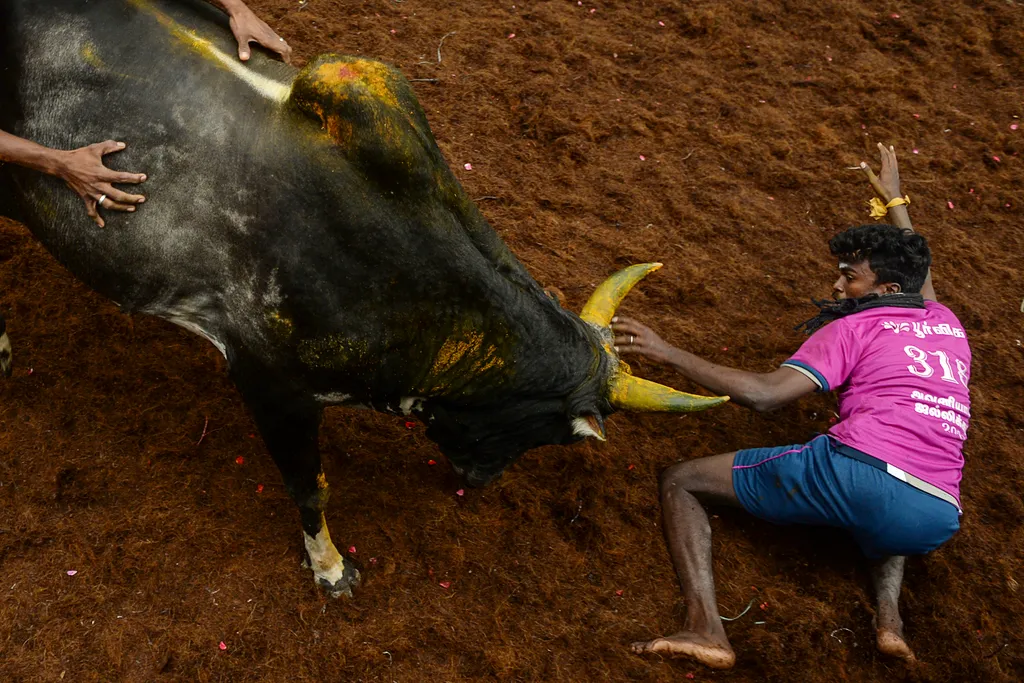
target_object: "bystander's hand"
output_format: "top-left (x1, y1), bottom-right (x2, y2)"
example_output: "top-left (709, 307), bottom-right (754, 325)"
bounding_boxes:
top-left (226, 1), bottom-right (293, 63)
top-left (56, 140), bottom-right (146, 228)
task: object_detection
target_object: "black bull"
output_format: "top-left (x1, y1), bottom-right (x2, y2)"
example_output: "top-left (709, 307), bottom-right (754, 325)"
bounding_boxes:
top-left (0, 0), bottom-right (726, 597)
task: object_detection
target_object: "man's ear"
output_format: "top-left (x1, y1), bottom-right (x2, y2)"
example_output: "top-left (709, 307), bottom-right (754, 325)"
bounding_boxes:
top-left (882, 282), bottom-right (903, 294)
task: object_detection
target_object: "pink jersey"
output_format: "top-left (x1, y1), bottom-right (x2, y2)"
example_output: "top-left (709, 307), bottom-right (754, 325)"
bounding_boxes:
top-left (782, 301), bottom-right (971, 505)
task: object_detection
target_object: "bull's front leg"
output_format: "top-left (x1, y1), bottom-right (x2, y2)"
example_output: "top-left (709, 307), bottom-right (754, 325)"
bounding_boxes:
top-left (230, 359), bottom-right (361, 598)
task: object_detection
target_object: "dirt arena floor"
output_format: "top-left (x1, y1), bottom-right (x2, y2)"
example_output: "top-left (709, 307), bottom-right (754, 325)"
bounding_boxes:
top-left (2, 0), bottom-right (1023, 680)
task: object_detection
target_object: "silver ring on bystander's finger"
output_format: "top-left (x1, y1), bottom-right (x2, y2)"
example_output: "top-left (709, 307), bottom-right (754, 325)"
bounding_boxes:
top-left (97, 194), bottom-right (108, 207)
top-left (629, 335), bottom-right (635, 345)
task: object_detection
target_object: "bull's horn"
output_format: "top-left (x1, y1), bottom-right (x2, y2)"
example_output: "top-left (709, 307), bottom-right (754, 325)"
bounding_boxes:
top-left (580, 263), bottom-right (663, 327)
top-left (609, 373), bottom-right (729, 412)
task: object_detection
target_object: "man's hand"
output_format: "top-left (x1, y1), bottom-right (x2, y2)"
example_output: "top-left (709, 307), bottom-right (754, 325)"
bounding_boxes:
top-left (611, 316), bottom-right (678, 365)
top-left (860, 142), bottom-right (901, 203)
top-left (56, 141), bottom-right (146, 228)
top-left (224, 1), bottom-right (293, 64)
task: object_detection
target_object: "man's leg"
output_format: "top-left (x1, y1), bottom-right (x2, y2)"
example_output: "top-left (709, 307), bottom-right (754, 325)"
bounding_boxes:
top-left (872, 555), bottom-right (915, 659)
top-left (631, 452), bottom-right (741, 670)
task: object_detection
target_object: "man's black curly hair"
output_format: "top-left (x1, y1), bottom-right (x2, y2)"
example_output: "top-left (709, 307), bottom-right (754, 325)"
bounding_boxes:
top-left (829, 224), bottom-right (932, 293)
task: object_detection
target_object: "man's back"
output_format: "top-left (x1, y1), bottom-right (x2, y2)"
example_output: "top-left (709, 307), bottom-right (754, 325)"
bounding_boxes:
top-left (784, 301), bottom-right (971, 503)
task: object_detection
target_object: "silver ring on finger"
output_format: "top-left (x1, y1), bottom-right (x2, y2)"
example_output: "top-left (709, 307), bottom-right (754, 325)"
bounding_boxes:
top-left (97, 194), bottom-right (108, 207)
top-left (629, 335), bottom-right (635, 345)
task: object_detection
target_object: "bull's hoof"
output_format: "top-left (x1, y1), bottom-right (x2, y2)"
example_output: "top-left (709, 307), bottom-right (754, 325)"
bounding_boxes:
top-left (316, 563), bottom-right (362, 599)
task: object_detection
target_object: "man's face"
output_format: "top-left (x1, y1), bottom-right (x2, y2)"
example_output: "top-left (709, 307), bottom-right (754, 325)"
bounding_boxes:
top-left (832, 259), bottom-right (899, 300)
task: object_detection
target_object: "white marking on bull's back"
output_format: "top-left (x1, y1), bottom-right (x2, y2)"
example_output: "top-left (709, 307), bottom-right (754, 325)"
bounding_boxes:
top-left (198, 42), bottom-right (292, 103)
top-left (303, 516), bottom-right (347, 587)
top-left (132, 0), bottom-right (292, 103)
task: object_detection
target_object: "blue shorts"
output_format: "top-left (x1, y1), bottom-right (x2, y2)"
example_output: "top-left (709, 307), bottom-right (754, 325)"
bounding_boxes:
top-left (732, 435), bottom-right (960, 558)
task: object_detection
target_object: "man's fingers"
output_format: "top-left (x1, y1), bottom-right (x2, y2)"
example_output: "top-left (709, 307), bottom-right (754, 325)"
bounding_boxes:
top-left (101, 185), bottom-right (145, 204)
top-left (97, 140), bottom-right (127, 156)
top-left (103, 199), bottom-right (137, 213)
top-left (276, 39), bottom-right (293, 64)
top-left (860, 162), bottom-right (889, 198)
top-left (109, 171), bottom-right (147, 185)
top-left (238, 37), bottom-right (252, 61)
top-left (85, 200), bottom-right (104, 228)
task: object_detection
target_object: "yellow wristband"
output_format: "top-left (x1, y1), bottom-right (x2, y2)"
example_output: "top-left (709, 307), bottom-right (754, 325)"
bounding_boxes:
top-left (868, 195), bottom-right (911, 219)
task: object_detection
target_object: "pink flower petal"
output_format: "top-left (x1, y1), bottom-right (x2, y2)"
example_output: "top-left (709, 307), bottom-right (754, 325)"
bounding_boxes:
top-left (439, 581), bottom-right (451, 589)
top-left (891, 13), bottom-right (900, 18)
top-left (993, 155), bottom-right (1001, 162)
top-left (427, 459), bottom-right (437, 465)
top-left (256, 484), bottom-right (264, 493)
top-left (463, 163), bottom-right (472, 170)
top-left (348, 546), bottom-right (357, 554)
top-left (615, 589), bottom-right (624, 596)
top-left (369, 557), bottom-right (378, 566)
top-left (947, 201), bottom-right (955, 209)
top-left (913, 113), bottom-right (921, 119)
top-left (912, 149), bottom-right (919, 154)
top-left (218, 641), bottom-right (227, 651)
top-left (1012, 124), bottom-right (1019, 131)
top-left (66, 570), bottom-right (77, 576)
top-left (658, 21), bottom-right (665, 26)
top-left (456, 489), bottom-right (465, 496)
top-left (639, 155), bottom-right (646, 161)
top-left (508, 33), bottom-right (515, 39)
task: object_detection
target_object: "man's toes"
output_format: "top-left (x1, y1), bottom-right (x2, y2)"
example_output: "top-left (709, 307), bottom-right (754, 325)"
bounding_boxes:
top-left (630, 639), bottom-right (657, 654)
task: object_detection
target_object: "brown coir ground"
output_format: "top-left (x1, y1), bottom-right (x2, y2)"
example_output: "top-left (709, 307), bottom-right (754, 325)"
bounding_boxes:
top-left (2, 0), bottom-right (1023, 681)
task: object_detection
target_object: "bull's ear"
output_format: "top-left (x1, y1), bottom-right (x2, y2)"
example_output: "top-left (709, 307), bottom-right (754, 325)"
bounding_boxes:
top-left (571, 414), bottom-right (606, 441)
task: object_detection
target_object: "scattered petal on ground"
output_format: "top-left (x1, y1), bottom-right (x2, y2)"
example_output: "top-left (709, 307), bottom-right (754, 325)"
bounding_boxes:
top-left (464, 163), bottom-right (473, 170)
top-left (218, 641), bottom-right (227, 651)
top-left (66, 570), bottom-right (77, 576)
top-left (456, 489), bottom-right (465, 496)
top-left (439, 581), bottom-right (451, 589)
top-left (235, 456), bottom-right (244, 465)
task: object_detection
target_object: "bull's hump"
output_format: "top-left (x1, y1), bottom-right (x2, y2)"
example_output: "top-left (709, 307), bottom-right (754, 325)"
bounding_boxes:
top-left (289, 55), bottom-right (446, 191)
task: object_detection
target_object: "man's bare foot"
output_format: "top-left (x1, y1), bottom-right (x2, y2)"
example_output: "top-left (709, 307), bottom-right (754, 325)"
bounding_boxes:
top-left (877, 627), bottom-right (915, 660)
top-left (631, 631), bottom-right (736, 669)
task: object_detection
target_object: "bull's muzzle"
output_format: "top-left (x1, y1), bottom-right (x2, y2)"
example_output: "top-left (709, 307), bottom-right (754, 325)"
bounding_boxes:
top-left (581, 263), bottom-right (729, 412)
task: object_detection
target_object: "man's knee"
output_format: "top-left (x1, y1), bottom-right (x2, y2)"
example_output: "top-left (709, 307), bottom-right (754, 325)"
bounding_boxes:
top-left (661, 454), bottom-right (737, 503)
top-left (661, 460), bottom-right (702, 495)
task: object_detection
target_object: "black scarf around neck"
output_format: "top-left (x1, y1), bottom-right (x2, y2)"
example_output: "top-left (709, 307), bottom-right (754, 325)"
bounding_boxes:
top-left (795, 292), bottom-right (925, 336)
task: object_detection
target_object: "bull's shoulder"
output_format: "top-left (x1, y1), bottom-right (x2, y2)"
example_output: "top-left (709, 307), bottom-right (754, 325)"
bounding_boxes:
top-left (289, 56), bottom-right (455, 194)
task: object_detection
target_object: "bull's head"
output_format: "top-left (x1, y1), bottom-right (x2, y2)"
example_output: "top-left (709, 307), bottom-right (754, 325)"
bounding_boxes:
top-left (423, 263), bottom-right (727, 487)
top-left (575, 262), bottom-right (728, 440)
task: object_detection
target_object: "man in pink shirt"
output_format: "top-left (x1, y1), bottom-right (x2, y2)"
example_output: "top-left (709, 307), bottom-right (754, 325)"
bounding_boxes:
top-left (613, 144), bottom-right (968, 669)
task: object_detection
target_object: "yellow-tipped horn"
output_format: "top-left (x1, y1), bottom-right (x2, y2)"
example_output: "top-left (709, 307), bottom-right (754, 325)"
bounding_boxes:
top-left (580, 263), bottom-right (663, 327)
top-left (609, 373), bottom-right (729, 412)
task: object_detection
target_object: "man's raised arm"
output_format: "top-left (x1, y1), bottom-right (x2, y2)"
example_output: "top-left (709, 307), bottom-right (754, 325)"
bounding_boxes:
top-left (860, 143), bottom-right (936, 301)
